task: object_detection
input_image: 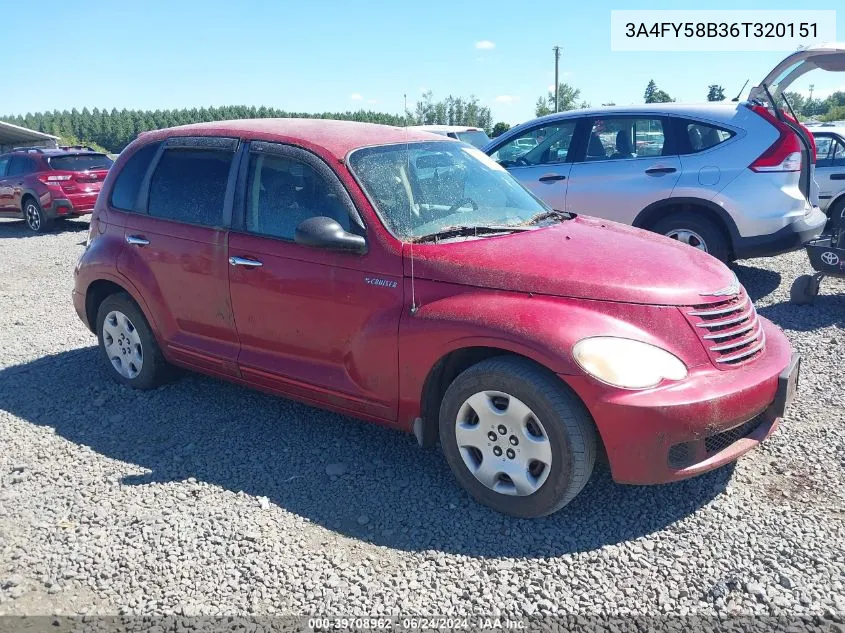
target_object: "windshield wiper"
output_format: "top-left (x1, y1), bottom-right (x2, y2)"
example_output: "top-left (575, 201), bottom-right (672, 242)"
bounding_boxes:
top-left (410, 224), bottom-right (533, 244)
top-left (522, 209), bottom-right (572, 225)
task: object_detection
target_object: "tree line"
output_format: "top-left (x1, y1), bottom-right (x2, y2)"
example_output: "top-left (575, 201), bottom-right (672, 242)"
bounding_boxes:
top-left (0, 96), bottom-right (495, 154)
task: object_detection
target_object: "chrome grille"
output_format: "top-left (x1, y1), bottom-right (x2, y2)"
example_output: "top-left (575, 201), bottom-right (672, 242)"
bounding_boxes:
top-left (685, 286), bottom-right (765, 367)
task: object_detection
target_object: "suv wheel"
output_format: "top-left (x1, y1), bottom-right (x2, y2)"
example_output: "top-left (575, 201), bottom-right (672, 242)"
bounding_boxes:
top-left (438, 356), bottom-right (597, 517)
top-left (651, 212), bottom-right (730, 263)
top-left (23, 198), bottom-right (54, 233)
top-left (96, 293), bottom-right (171, 389)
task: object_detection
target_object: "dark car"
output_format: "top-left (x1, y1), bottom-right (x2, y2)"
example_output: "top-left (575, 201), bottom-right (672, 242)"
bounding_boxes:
top-left (73, 119), bottom-right (797, 517)
top-left (0, 146), bottom-right (113, 232)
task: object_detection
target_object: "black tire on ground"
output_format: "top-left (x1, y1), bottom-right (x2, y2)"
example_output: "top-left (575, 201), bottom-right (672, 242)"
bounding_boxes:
top-left (22, 197), bottom-right (54, 233)
top-left (789, 274), bottom-right (818, 305)
top-left (828, 198), bottom-right (845, 230)
top-left (96, 292), bottom-right (171, 389)
top-left (651, 211), bottom-right (731, 263)
top-left (438, 356), bottom-right (597, 518)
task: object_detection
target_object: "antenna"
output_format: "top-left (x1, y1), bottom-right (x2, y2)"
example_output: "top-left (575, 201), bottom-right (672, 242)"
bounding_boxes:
top-left (405, 93), bottom-right (418, 315)
top-left (731, 79), bottom-right (749, 102)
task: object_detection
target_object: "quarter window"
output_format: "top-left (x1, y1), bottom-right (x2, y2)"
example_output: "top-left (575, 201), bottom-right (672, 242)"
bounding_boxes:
top-left (245, 153), bottom-right (351, 240)
top-left (0, 157), bottom-right (8, 177)
top-left (585, 118), bottom-right (666, 160)
top-left (491, 121), bottom-right (577, 166)
top-left (110, 142), bottom-right (161, 211)
top-left (684, 122), bottom-right (733, 153)
top-left (147, 149), bottom-right (232, 227)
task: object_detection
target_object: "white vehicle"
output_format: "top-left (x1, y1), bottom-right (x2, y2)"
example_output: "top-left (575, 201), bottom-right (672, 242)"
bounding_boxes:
top-left (407, 125), bottom-right (491, 149)
top-left (485, 43), bottom-right (845, 262)
top-left (811, 126), bottom-right (845, 222)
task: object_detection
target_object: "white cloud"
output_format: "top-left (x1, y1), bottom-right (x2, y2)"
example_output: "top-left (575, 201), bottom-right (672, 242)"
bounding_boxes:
top-left (475, 40), bottom-right (495, 50)
top-left (349, 93), bottom-right (363, 101)
top-left (494, 95), bottom-right (520, 104)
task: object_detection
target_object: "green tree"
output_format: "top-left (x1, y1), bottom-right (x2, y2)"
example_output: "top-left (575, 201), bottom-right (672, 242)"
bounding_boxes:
top-left (491, 122), bottom-right (511, 137)
top-left (535, 83), bottom-right (582, 117)
top-left (707, 85), bottom-right (726, 101)
top-left (781, 91), bottom-right (806, 115)
top-left (644, 79), bottom-right (674, 103)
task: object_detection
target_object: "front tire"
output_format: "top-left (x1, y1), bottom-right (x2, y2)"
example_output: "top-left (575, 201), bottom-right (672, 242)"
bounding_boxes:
top-left (23, 198), bottom-right (54, 233)
top-left (438, 356), bottom-right (597, 518)
top-left (651, 212), bottom-right (730, 263)
top-left (789, 274), bottom-right (819, 305)
top-left (96, 293), bottom-right (171, 389)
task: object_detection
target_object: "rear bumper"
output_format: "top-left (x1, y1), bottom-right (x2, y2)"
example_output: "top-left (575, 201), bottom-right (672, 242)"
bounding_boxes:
top-left (43, 194), bottom-right (97, 217)
top-left (72, 289), bottom-right (89, 330)
top-left (733, 206), bottom-right (827, 259)
top-left (563, 318), bottom-right (795, 485)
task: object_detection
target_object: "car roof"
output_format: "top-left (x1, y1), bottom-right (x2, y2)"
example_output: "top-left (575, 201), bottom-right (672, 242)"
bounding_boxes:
top-left (408, 125), bottom-right (485, 133)
top-left (138, 118), bottom-right (449, 159)
top-left (811, 125), bottom-right (845, 137)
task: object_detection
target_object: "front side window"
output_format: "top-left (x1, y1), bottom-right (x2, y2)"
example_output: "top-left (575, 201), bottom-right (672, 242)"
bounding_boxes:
top-left (245, 153), bottom-right (351, 240)
top-left (110, 142), bottom-right (161, 211)
top-left (349, 141), bottom-right (548, 239)
top-left (147, 149), bottom-right (232, 227)
top-left (491, 122), bottom-right (576, 166)
top-left (584, 118), bottom-right (666, 161)
top-left (683, 122), bottom-right (734, 153)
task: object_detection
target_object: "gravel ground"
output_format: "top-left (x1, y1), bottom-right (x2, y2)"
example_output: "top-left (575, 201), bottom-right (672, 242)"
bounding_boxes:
top-left (0, 217), bottom-right (843, 620)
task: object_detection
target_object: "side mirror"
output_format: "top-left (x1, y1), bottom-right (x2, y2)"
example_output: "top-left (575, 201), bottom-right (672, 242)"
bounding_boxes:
top-left (294, 216), bottom-right (367, 254)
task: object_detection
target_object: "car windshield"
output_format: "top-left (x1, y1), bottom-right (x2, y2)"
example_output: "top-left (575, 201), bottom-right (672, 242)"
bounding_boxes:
top-left (454, 130), bottom-right (492, 148)
top-left (48, 154), bottom-right (113, 171)
top-left (348, 141), bottom-right (550, 240)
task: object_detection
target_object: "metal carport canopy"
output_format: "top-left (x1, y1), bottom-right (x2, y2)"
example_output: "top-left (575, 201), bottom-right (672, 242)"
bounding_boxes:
top-left (0, 121), bottom-right (59, 152)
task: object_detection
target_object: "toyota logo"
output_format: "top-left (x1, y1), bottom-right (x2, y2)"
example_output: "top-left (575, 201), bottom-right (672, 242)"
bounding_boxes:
top-left (821, 251), bottom-right (840, 266)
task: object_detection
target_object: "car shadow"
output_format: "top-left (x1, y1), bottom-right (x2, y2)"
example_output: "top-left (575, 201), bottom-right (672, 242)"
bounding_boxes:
top-left (0, 348), bottom-right (732, 558)
top-left (0, 218), bottom-right (89, 238)
top-left (731, 263), bottom-right (782, 301)
top-left (758, 293), bottom-right (845, 331)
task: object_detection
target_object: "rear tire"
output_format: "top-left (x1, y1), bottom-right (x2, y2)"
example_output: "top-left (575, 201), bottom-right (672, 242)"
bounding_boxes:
top-left (651, 212), bottom-right (730, 263)
top-left (23, 198), bottom-right (54, 233)
top-left (827, 198), bottom-right (845, 230)
top-left (438, 356), bottom-right (597, 518)
top-left (96, 293), bottom-right (171, 389)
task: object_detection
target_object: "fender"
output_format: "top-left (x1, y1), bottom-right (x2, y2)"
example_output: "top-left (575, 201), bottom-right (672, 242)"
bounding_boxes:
top-left (633, 197), bottom-right (740, 245)
top-left (396, 282), bottom-right (707, 430)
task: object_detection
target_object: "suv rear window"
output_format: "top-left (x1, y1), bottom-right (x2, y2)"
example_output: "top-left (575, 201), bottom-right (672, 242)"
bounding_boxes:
top-left (110, 142), bottom-right (161, 211)
top-left (48, 154), bottom-right (113, 171)
top-left (683, 122), bottom-right (734, 153)
top-left (147, 149), bottom-right (232, 227)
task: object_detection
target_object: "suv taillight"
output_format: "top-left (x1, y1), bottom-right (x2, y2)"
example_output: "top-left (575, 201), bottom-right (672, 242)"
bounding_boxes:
top-left (749, 105), bottom-right (802, 173)
top-left (37, 173), bottom-right (72, 183)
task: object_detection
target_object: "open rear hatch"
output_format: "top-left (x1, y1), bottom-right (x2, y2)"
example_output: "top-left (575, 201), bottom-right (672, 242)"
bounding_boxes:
top-left (749, 43), bottom-right (845, 203)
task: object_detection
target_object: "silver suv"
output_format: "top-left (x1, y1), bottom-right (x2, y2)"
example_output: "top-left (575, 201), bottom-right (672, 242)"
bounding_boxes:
top-left (484, 44), bottom-right (845, 262)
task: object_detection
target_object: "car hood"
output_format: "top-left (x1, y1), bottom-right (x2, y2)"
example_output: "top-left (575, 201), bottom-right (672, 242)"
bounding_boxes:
top-left (750, 42), bottom-right (845, 103)
top-left (403, 216), bottom-right (736, 306)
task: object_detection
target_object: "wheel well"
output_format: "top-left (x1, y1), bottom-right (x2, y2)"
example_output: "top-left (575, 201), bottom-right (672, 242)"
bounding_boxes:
top-left (633, 201), bottom-right (734, 258)
top-left (20, 193), bottom-right (36, 209)
top-left (84, 280), bottom-right (127, 334)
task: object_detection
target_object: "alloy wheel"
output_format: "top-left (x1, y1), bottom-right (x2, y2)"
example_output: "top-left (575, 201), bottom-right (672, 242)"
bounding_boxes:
top-left (25, 203), bottom-right (41, 231)
top-left (665, 228), bottom-right (708, 252)
top-left (454, 390), bottom-right (552, 496)
top-left (102, 310), bottom-right (144, 379)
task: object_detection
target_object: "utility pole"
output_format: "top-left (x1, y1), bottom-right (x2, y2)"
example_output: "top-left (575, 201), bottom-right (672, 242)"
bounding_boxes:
top-left (552, 46), bottom-right (561, 112)
top-left (809, 84), bottom-right (815, 102)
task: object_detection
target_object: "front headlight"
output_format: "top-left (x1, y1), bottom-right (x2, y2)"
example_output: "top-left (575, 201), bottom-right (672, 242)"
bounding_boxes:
top-left (573, 337), bottom-right (687, 390)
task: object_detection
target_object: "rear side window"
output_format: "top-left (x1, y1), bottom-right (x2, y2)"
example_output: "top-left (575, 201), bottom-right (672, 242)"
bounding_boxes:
top-left (0, 156), bottom-right (8, 177)
top-left (7, 155), bottom-right (38, 176)
top-left (110, 142), bottom-right (161, 211)
top-left (49, 154), bottom-right (113, 171)
top-left (147, 149), bottom-right (232, 227)
top-left (682, 122), bottom-right (734, 153)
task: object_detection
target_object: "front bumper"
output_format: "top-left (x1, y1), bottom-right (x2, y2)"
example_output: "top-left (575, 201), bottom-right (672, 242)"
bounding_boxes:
top-left (563, 317), bottom-right (795, 485)
top-left (733, 206), bottom-right (827, 259)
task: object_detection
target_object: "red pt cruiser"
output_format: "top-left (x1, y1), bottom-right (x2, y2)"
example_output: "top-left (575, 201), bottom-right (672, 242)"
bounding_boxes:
top-left (73, 120), bottom-right (799, 517)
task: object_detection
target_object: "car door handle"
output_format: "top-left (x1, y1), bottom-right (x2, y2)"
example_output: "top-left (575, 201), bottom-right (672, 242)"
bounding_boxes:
top-left (645, 167), bottom-right (677, 175)
top-left (229, 256), bottom-right (263, 268)
top-left (125, 235), bottom-right (150, 246)
top-left (538, 174), bottom-right (567, 183)
top-left (830, 173), bottom-right (845, 181)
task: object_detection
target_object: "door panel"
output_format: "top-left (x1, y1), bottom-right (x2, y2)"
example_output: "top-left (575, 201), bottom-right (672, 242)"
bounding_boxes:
top-left (118, 214), bottom-right (239, 375)
top-left (565, 116), bottom-right (680, 224)
top-left (227, 143), bottom-right (402, 419)
top-left (814, 134), bottom-right (845, 213)
top-left (507, 164), bottom-right (572, 210)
